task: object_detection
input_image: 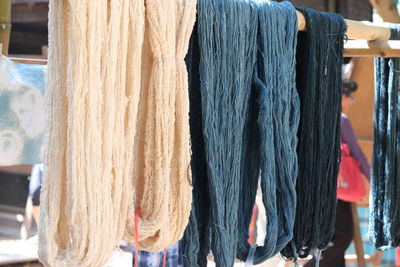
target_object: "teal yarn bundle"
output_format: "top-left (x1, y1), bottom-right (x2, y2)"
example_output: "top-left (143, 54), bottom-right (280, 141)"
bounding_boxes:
top-left (236, 1), bottom-right (299, 264)
top-left (183, 0), bottom-right (300, 266)
top-left (182, 24), bottom-right (211, 267)
top-left (190, 1), bottom-right (259, 266)
top-left (368, 26), bottom-right (400, 250)
top-left (280, 7), bottom-right (346, 259)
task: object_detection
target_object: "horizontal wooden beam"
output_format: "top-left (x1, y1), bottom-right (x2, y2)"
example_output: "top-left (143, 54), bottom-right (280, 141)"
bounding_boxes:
top-left (0, 165), bottom-right (32, 175)
top-left (297, 10), bottom-right (392, 41)
top-left (344, 40), bottom-right (400, 57)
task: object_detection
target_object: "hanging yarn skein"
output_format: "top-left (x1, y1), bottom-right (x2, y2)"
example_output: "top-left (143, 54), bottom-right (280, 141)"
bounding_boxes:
top-left (40, 0), bottom-right (196, 265)
top-left (39, 1), bottom-right (144, 266)
top-left (236, 1), bottom-right (299, 264)
top-left (280, 7), bottom-right (346, 259)
top-left (184, 0), bottom-right (259, 265)
top-left (368, 26), bottom-right (400, 250)
top-left (181, 23), bottom-right (212, 267)
top-left (124, 0), bottom-right (195, 251)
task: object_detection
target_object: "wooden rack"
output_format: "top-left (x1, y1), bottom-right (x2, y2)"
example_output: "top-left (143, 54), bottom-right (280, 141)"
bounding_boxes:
top-left (1, 13), bottom-right (400, 62)
top-left (296, 11), bottom-right (400, 57)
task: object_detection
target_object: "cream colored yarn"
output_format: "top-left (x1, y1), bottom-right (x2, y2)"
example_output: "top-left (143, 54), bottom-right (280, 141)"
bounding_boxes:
top-left (125, 0), bottom-right (196, 252)
top-left (39, 0), bottom-right (195, 266)
top-left (39, 0), bottom-right (196, 267)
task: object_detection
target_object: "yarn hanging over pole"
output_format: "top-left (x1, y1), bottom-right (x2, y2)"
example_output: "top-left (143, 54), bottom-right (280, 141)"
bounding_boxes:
top-left (184, 0), bottom-right (259, 265)
top-left (124, 0), bottom-right (196, 251)
top-left (184, 0), bottom-right (299, 265)
top-left (280, 7), bottom-right (346, 260)
top-left (39, 0), bottom-right (195, 265)
top-left (236, 1), bottom-right (299, 265)
top-left (182, 23), bottom-right (212, 267)
top-left (368, 26), bottom-right (400, 250)
top-left (39, 1), bottom-right (144, 266)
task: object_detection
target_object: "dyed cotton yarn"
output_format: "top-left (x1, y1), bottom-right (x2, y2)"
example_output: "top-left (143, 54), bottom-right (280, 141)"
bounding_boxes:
top-left (40, 0), bottom-right (195, 266)
top-left (183, 0), bottom-right (299, 266)
top-left (280, 8), bottom-right (346, 259)
top-left (368, 26), bottom-right (400, 250)
top-left (184, 0), bottom-right (259, 266)
top-left (182, 24), bottom-right (212, 267)
top-left (236, 1), bottom-right (299, 264)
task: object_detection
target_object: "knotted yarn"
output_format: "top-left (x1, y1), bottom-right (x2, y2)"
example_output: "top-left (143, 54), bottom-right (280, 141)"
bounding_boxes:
top-left (236, 1), bottom-right (299, 265)
top-left (368, 26), bottom-right (400, 250)
top-left (40, 0), bottom-right (195, 266)
top-left (280, 7), bottom-right (346, 259)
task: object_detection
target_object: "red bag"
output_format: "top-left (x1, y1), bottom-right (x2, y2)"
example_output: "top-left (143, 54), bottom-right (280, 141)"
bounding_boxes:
top-left (337, 141), bottom-right (366, 202)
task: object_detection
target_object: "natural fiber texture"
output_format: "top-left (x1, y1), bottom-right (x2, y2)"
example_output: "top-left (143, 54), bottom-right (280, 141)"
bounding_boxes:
top-left (184, 0), bottom-right (259, 266)
top-left (182, 23), bottom-right (211, 267)
top-left (236, 1), bottom-right (299, 264)
top-left (39, 0), bottom-right (195, 266)
top-left (183, 1), bottom-right (299, 266)
top-left (280, 7), bottom-right (346, 260)
top-left (124, 0), bottom-right (196, 252)
top-left (369, 26), bottom-right (400, 250)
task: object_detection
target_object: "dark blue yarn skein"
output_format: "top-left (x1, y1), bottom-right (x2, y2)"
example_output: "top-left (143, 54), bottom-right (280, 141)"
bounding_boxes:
top-left (368, 26), bottom-right (400, 250)
top-left (191, 0), bottom-right (258, 265)
top-left (236, 1), bottom-right (299, 264)
top-left (280, 7), bottom-right (346, 259)
top-left (181, 23), bottom-right (211, 267)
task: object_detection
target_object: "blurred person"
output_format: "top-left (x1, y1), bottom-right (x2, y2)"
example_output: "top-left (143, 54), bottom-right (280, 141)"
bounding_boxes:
top-left (29, 163), bottom-right (43, 224)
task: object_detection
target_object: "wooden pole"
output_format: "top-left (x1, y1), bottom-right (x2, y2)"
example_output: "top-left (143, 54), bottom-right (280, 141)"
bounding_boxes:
top-left (0, 0), bottom-right (11, 55)
top-left (344, 40), bottom-right (400, 57)
top-left (296, 11), bottom-right (392, 41)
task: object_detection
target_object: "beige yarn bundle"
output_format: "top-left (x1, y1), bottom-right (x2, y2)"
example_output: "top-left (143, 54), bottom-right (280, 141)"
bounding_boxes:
top-left (125, 0), bottom-right (196, 251)
top-left (39, 0), bottom-right (195, 266)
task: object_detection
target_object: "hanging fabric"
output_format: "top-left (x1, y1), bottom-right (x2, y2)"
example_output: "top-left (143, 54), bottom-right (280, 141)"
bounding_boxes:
top-left (368, 26), bottom-right (400, 250)
top-left (39, 0), bottom-right (195, 266)
top-left (280, 7), bottom-right (346, 260)
top-left (0, 57), bottom-right (46, 165)
top-left (236, 1), bottom-right (299, 265)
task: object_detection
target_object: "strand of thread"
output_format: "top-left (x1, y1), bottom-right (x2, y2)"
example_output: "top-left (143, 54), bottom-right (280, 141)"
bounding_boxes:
top-left (134, 208), bottom-right (141, 267)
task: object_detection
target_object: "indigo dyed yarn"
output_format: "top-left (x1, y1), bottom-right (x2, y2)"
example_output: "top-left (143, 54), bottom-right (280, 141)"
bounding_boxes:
top-left (184, 0), bottom-right (259, 266)
top-left (368, 26), bottom-right (400, 250)
top-left (181, 24), bottom-right (211, 267)
top-left (280, 7), bottom-right (346, 259)
top-left (235, 1), bottom-right (299, 265)
top-left (183, 0), bottom-right (300, 266)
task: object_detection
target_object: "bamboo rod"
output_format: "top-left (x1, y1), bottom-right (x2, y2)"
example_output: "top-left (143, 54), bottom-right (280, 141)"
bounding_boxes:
top-left (296, 11), bottom-right (392, 41)
top-left (0, 0), bottom-right (11, 55)
top-left (344, 40), bottom-right (400, 57)
top-left (0, 0), bottom-right (11, 22)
